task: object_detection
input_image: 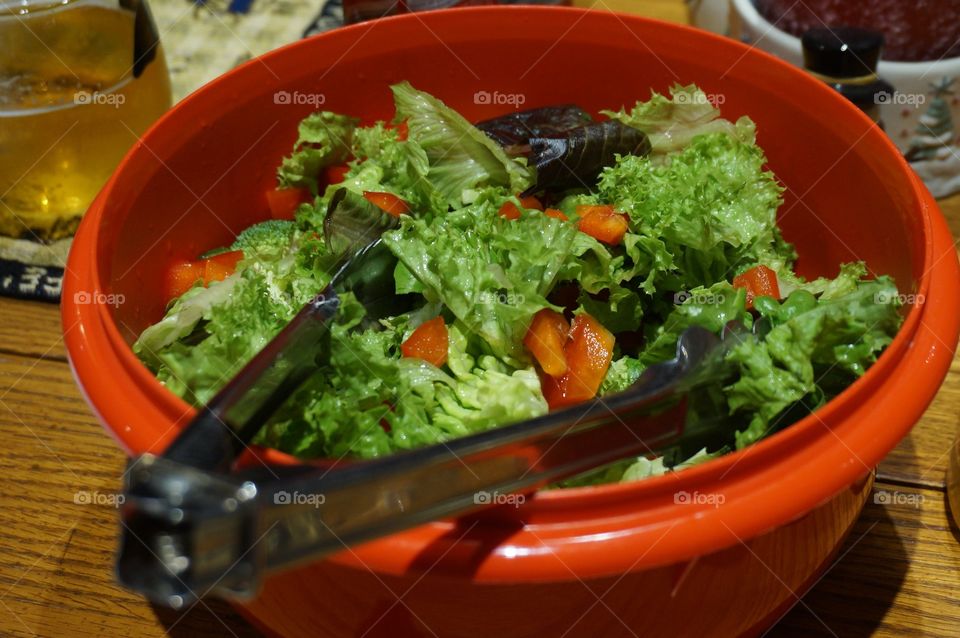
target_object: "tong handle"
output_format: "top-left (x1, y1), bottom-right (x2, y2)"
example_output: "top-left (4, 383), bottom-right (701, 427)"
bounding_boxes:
top-left (119, 327), bottom-right (727, 606)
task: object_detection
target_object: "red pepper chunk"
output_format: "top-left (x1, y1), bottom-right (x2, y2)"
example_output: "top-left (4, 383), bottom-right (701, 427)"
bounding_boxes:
top-left (203, 250), bottom-right (244, 285)
top-left (524, 309), bottom-right (569, 377)
top-left (544, 208), bottom-right (569, 221)
top-left (323, 164), bottom-right (350, 186)
top-left (498, 201), bottom-right (522, 220)
top-left (519, 195), bottom-right (544, 211)
top-left (732, 265), bottom-right (781, 309)
top-left (266, 187), bottom-right (311, 220)
top-left (164, 261), bottom-right (204, 303)
top-left (401, 316), bottom-right (448, 368)
top-left (364, 191), bottom-right (411, 217)
top-left (576, 205), bottom-right (630, 245)
top-left (542, 313), bottom-right (615, 409)
top-left (164, 250), bottom-right (244, 304)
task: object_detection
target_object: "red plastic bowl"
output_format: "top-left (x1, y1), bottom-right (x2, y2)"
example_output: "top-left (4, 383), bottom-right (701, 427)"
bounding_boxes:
top-left (62, 7), bottom-right (960, 637)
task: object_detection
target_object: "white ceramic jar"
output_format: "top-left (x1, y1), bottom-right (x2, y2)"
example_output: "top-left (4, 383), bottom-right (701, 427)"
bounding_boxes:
top-left (721, 0), bottom-right (960, 197)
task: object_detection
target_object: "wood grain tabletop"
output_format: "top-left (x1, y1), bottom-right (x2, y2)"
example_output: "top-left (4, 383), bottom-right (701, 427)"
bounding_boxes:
top-left (2, 2), bottom-right (960, 637)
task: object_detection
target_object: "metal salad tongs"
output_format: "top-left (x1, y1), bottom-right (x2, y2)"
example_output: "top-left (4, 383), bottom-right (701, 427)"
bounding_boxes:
top-left (117, 190), bottom-right (748, 608)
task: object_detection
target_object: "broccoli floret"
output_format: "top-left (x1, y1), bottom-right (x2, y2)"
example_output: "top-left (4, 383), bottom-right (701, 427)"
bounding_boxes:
top-left (230, 220), bottom-right (296, 257)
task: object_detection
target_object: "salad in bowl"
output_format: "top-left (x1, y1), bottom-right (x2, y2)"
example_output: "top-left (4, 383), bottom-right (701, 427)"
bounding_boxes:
top-left (133, 81), bottom-right (902, 484)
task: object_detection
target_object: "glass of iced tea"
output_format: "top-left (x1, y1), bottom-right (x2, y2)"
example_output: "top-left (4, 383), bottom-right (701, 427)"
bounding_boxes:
top-left (0, 0), bottom-right (172, 240)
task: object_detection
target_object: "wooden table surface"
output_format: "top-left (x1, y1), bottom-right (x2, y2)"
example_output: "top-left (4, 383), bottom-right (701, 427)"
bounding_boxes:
top-left (3, 3), bottom-right (960, 637)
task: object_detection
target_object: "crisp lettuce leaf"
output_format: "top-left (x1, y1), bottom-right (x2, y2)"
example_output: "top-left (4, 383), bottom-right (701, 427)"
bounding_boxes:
top-left (391, 82), bottom-right (533, 205)
top-left (134, 274), bottom-right (241, 359)
top-left (277, 111), bottom-right (358, 193)
top-left (347, 122), bottom-right (447, 217)
top-left (296, 121), bottom-right (448, 229)
top-left (419, 322), bottom-right (548, 436)
top-left (599, 355), bottom-right (646, 395)
top-left (621, 447), bottom-right (728, 482)
top-left (729, 277), bottom-right (901, 447)
top-left (640, 283), bottom-right (748, 365)
top-left (382, 188), bottom-right (577, 359)
top-left (602, 84), bottom-right (741, 154)
top-left (774, 261), bottom-right (869, 300)
top-left (255, 312), bottom-right (547, 459)
top-left (135, 231), bottom-right (335, 405)
top-left (597, 130), bottom-right (784, 290)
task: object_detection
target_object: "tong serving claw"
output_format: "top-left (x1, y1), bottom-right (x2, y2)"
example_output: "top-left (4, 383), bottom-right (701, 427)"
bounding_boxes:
top-left (117, 187), bottom-right (754, 607)
top-left (118, 318), bottom-right (749, 607)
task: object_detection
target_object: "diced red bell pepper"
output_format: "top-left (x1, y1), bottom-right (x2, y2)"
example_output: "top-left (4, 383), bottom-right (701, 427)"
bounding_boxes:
top-left (542, 313), bottom-right (615, 409)
top-left (401, 316), bottom-right (449, 367)
top-left (266, 187), bottom-right (311, 220)
top-left (323, 164), bottom-right (351, 186)
top-left (364, 191), bottom-right (411, 217)
top-left (498, 201), bottom-right (522, 220)
top-left (732, 265), bottom-right (781, 309)
top-left (203, 250), bottom-right (244, 285)
top-left (524, 309), bottom-right (569, 377)
top-left (164, 261), bottom-right (204, 303)
top-left (519, 195), bottom-right (544, 211)
top-left (576, 205), bottom-right (630, 245)
top-left (164, 250), bottom-right (244, 304)
top-left (544, 208), bottom-right (569, 222)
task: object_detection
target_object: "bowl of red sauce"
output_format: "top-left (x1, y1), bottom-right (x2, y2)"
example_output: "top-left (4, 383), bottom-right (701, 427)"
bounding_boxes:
top-left (730, 0), bottom-right (960, 196)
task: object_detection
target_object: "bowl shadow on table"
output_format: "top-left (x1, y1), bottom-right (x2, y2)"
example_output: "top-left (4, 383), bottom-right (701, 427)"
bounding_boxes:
top-left (876, 434), bottom-right (919, 486)
top-left (946, 490), bottom-right (960, 546)
top-left (770, 494), bottom-right (910, 637)
top-left (151, 598), bottom-right (262, 637)
top-left (143, 505), bottom-right (917, 637)
top-left (146, 516), bottom-right (522, 637)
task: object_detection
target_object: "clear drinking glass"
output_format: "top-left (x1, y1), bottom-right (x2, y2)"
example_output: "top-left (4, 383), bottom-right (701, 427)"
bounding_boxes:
top-left (0, 0), bottom-right (172, 240)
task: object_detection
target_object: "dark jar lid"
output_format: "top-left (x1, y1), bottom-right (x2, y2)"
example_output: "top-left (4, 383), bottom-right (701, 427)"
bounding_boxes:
top-left (802, 27), bottom-right (885, 78)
